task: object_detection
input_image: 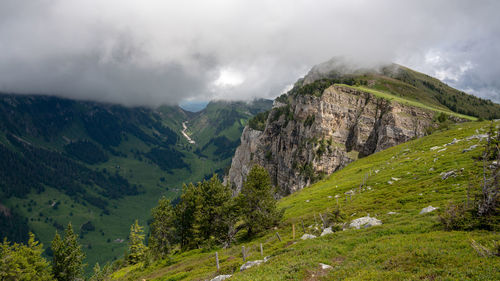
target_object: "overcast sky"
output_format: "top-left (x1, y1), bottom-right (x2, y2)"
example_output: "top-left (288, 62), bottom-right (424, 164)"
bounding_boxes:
top-left (0, 0), bottom-right (499, 106)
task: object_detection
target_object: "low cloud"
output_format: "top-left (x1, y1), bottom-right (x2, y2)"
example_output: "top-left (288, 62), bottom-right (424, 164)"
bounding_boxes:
top-left (0, 0), bottom-right (498, 106)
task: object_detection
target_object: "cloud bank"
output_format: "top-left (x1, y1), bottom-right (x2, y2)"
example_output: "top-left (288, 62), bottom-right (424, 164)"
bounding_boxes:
top-left (0, 0), bottom-right (499, 106)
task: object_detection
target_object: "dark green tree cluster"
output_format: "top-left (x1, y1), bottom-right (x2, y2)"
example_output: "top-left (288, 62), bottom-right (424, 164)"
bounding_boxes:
top-left (144, 165), bottom-right (282, 260)
top-left (51, 223), bottom-right (85, 281)
top-left (0, 221), bottom-right (113, 281)
top-left (0, 233), bottom-right (52, 281)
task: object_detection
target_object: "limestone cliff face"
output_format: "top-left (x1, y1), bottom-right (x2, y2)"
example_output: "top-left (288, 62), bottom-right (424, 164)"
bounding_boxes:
top-left (227, 85), bottom-right (438, 195)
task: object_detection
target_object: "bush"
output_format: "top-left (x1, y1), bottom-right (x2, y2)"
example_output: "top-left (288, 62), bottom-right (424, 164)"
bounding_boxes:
top-left (438, 202), bottom-right (474, 231)
top-left (248, 111), bottom-right (269, 131)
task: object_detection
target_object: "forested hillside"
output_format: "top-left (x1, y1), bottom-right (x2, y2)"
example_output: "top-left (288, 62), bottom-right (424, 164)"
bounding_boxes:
top-left (0, 94), bottom-right (271, 270)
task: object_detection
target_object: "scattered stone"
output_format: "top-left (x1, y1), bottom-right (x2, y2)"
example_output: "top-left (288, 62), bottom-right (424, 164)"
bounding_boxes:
top-left (419, 193), bottom-right (423, 196)
top-left (301, 234), bottom-right (317, 240)
top-left (387, 181), bottom-right (394, 185)
top-left (391, 177), bottom-right (400, 181)
top-left (437, 148), bottom-right (447, 153)
top-left (240, 260), bottom-right (265, 271)
top-left (466, 134), bottom-right (488, 141)
top-left (430, 146), bottom-right (440, 151)
top-left (462, 145), bottom-right (478, 153)
top-left (433, 158), bottom-right (438, 162)
top-left (428, 167), bottom-right (434, 172)
top-left (305, 200), bottom-right (310, 203)
top-left (374, 170), bottom-right (380, 174)
top-left (349, 216), bottom-right (382, 229)
top-left (445, 138), bottom-right (460, 146)
top-left (327, 196), bottom-right (332, 199)
top-left (366, 186), bottom-right (372, 190)
top-left (440, 170), bottom-right (456, 180)
top-left (420, 206), bottom-right (438, 214)
top-left (344, 190), bottom-right (355, 195)
top-left (319, 263), bottom-right (333, 270)
top-left (387, 211), bottom-right (398, 215)
top-left (321, 227), bottom-right (333, 236)
top-left (210, 275), bottom-right (232, 281)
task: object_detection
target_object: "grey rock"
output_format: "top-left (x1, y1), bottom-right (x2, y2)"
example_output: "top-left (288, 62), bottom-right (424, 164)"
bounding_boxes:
top-left (210, 275), bottom-right (232, 281)
top-left (301, 234), bottom-right (317, 240)
top-left (466, 134), bottom-right (488, 141)
top-left (319, 263), bottom-right (333, 270)
top-left (240, 260), bottom-right (265, 272)
top-left (440, 170), bottom-right (456, 180)
top-left (462, 145), bottom-right (478, 153)
top-left (349, 216), bottom-right (382, 229)
top-left (420, 206), bottom-right (438, 214)
top-left (320, 227), bottom-right (333, 236)
top-left (387, 211), bottom-right (398, 215)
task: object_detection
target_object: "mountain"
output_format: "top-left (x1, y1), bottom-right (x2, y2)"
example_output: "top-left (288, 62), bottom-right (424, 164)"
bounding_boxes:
top-left (113, 120), bottom-right (500, 280)
top-left (227, 59), bottom-right (500, 195)
top-left (0, 94), bottom-right (271, 269)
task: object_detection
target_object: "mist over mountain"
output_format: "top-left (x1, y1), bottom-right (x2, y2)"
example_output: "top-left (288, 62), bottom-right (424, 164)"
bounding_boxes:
top-left (0, 0), bottom-right (499, 106)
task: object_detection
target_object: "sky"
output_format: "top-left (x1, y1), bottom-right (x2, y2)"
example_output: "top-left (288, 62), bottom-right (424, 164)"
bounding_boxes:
top-left (0, 0), bottom-right (499, 106)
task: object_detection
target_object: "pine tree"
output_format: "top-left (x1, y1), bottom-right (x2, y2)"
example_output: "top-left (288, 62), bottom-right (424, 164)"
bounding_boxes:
top-left (127, 220), bottom-right (146, 265)
top-left (51, 223), bottom-right (85, 281)
top-left (0, 233), bottom-right (52, 281)
top-left (149, 197), bottom-right (176, 258)
top-left (198, 175), bottom-right (233, 245)
top-left (237, 165), bottom-right (282, 237)
top-left (89, 262), bottom-right (111, 281)
top-left (175, 183), bottom-right (203, 250)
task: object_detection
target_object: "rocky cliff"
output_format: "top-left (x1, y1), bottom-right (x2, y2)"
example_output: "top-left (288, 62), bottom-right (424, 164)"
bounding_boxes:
top-left (227, 84), bottom-right (443, 195)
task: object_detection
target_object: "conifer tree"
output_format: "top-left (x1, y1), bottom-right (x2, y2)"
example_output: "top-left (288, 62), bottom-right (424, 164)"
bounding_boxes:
top-left (127, 220), bottom-right (146, 265)
top-left (237, 165), bottom-right (282, 237)
top-left (149, 197), bottom-right (176, 258)
top-left (198, 175), bottom-right (233, 245)
top-left (175, 183), bottom-right (203, 250)
top-left (51, 223), bottom-right (85, 281)
top-left (89, 262), bottom-right (111, 281)
top-left (0, 233), bottom-right (52, 281)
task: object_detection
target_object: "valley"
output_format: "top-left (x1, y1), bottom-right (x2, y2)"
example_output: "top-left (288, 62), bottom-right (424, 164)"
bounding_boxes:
top-left (0, 96), bottom-right (272, 270)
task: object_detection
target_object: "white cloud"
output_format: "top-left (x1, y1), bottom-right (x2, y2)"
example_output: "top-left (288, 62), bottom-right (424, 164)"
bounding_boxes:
top-left (0, 0), bottom-right (499, 105)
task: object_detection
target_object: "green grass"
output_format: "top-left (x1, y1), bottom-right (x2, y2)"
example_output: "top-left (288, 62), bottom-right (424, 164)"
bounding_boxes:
top-left (113, 120), bottom-right (500, 280)
top-left (338, 84), bottom-right (477, 121)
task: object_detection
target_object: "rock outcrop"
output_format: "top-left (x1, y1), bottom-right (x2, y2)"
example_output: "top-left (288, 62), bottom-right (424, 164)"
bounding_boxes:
top-left (227, 84), bottom-right (438, 195)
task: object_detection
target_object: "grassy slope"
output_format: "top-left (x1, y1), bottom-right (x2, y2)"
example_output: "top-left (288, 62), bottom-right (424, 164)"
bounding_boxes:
top-left (113, 120), bottom-right (500, 280)
top-left (339, 84), bottom-right (476, 120)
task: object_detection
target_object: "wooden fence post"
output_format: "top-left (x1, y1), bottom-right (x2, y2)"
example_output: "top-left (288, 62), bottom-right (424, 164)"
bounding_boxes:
top-left (301, 220), bottom-right (306, 233)
top-left (276, 232), bottom-right (282, 242)
top-left (260, 243), bottom-right (263, 257)
top-left (215, 252), bottom-right (219, 272)
top-left (242, 246), bottom-right (246, 262)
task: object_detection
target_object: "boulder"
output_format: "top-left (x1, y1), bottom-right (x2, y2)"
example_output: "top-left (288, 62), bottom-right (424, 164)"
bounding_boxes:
top-left (320, 227), bottom-right (333, 236)
top-left (210, 275), bottom-right (232, 281)
top-left (349, 216), bottom-right (382, 229)
top-left (420, 206), bottom-right (438, 214)
top-left (440, 170), bottom-right (456, 180)
top-left (319, 263), bottom-right (333, 270)
top-left (301, 234), bottom-right (317, 240)
top-left (240, 260), bottom-right (265, 272)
